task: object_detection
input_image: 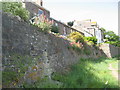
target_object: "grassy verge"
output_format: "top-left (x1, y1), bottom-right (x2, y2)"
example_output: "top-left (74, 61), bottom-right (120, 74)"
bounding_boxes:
top-left (3, 54), bottom-right (119, 88)
top-left (52, 57), bottom-right (119, 88)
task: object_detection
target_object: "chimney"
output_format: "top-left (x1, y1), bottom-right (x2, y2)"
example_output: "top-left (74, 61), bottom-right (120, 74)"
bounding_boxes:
top-left (40, 0), bottom-right (43, 6)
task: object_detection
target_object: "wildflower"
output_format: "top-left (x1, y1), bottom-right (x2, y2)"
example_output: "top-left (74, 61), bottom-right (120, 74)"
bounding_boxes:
top-left (105, 81), bottom-right (108, 85)
top-left (18, 70), bottom-right (20, 73)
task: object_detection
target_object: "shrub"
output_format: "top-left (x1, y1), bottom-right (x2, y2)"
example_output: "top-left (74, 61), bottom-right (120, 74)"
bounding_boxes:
top-left (38, 22), bottom-right (52, 32)
top-left (68, 32), bottom-right (84, 43)
top-left (51, 25), bottom-right (59, 33)
top-left (105, 41), bottom-right (120, 47)
top-left (31, 14), bottom-right (53, 32)
top-left (2, 2), bottom-right (30, 21)
top-left (67, 21), bottom-right (74, 27)
top-left (84, 36), bottom-right (97, 45)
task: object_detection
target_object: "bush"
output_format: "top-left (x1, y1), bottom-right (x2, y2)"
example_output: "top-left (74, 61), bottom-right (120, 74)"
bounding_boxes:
top-left (51, 25), bottom-right (59, 33)
top-left (67, 21), bottom-right (74, 27)
top-left (105, 41), bottom-right (120, 47)
top-left (2, 2), bottom-right (30, 21)
top-left (68, 32), bottom-right (84, 43)
top-left (38, 22), bottom-right (52, 32)
top-left (84, 36), bottom-right (97, 45)
top-left (31, 14), bottom-right (53, 32)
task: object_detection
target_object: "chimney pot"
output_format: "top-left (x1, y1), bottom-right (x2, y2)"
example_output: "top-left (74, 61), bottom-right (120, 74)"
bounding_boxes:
top-left (40, 0), bottom-right (43, 6)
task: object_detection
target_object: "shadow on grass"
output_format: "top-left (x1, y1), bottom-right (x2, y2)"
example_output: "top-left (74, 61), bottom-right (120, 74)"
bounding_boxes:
top-left (51, 57), bottom-right (119, 88)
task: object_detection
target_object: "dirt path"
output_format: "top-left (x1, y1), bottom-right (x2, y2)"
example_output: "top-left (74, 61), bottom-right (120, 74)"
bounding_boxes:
top-left (108, 64), bottom-right (118, 80)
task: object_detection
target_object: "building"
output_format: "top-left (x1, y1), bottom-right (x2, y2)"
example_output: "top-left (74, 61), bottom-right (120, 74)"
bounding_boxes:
top-left (50, 18), bottom-right (84, 35)
top-left (22, 0), bottom-right (84, 36)
top-left (73, 19), bottom-right (104, 43)
top-left (23, 0), bottom-right (50, 19)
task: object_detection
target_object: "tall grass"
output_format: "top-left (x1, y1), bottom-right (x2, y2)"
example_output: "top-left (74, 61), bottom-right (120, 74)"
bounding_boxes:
top-left (52, 57), bottom-right (119, 88)
top-left (21, 57), bottom-right (119, 88)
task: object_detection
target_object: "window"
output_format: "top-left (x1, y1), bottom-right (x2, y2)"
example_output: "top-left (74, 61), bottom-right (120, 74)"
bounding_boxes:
top-left (55, 23), bottom-right (58, 26)
top-left (38, 9), bottom-right (43, 15)
top-left (63, 27), bottom-right (67, 35)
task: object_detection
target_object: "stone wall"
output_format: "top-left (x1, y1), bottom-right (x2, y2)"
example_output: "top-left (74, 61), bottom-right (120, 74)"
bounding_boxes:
top-left (99, 43), bottom-right (120, 58)
top-left (2, 12), bottom-right (81, 87)
top-left (2, 12), bottom-right (108, 87)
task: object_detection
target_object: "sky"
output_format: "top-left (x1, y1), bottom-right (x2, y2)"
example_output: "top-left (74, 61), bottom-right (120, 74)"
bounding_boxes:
top-left (42, 0), bottom-right (119, 35)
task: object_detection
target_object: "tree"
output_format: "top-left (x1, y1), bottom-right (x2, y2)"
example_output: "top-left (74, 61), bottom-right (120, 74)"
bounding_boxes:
top-left (67, 21), bottom-right (74, 27)
top-left (100, 27), bottom-right (106, 32)
top-left (51, 25), bottom-right (59, 33)
top-left (2, 2), bottom-right (30, 21)
top-left (104, 31), bottom-right (119, 42)
top-left (104, 31), bottom-right (120, 47)
top-left (100, 27), bottom-right (106, 38)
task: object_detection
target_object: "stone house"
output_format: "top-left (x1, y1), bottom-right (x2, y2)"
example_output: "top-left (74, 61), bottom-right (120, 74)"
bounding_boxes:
top-left (23, 0), bottom-right (50, 19)
top-left (22, 0), bottom-right (84, 36)
top-left (50, 18), bottom-right (84, 36)
top-left (73, 19), bottom-right (104, 43)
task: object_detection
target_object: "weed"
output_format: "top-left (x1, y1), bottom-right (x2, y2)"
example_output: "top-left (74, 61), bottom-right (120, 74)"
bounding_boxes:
top-left (51, 58), bottom-right (119, 88)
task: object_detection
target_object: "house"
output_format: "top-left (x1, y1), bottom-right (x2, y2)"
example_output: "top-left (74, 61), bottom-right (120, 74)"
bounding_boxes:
top-left (73, 19), bottom-right (104, 43)
top-left (22, 0), bottom-right (84, 36)
top-left (23, 0), bottom-right (50, 19)
top-left (50, 18), bottom-right (84, 36)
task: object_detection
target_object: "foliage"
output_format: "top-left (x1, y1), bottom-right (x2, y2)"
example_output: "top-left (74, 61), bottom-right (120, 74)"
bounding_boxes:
top-left (84, 36), bottom-right (97, 45)
top-left (104, 31), bottom-right (119, 41)
top-left (22, 77), bottom-right (61, 88)
top-left (67, 21), bottom-right (74, 27)
top-left (83, 47), bottom-right (91, 55)
top-left (2, 2), bottom-right (30, 21)
top-left (38, 22), bottom-right (52, 32)
top-left (106, 41), bottom-right (120, 47)
top-left (68, 32), bottom-right (84, 43)
top-left (104, 31), bottom-right (120, 47)
top-left (68, 44), bottom-right (82, 53)
top-left (51, 25), bottom-right (59, 33)
top-left (100, 27), bottom-right (106, 32)
top-left (31, 14), bottom-right (53, 32)
top-left (51, 58), bottom-right (119, 88)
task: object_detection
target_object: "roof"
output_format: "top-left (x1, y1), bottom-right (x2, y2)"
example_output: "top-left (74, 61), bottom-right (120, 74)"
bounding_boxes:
top-left (91, 22), bottom-right (97, 25)
top-left (30, 2), bottom-right (50, 13)
top-left (50, 18), bottom-right (84, 35)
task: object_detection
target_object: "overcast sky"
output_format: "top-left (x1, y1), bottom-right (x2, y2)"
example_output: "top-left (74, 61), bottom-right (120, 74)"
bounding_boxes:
top-left (43, 0), bottom-right (119, 35)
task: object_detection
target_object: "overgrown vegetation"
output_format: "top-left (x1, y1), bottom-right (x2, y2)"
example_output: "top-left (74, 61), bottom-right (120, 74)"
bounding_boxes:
top-left (67, 21), bottom-right (74, 27)
top-left (51, 25), bottom-right (59, 33)
top-left (19, 57), bottom-right (119, 88)
top-left (67, 32), bottom-right (84, 43)
top-left (31, 14), bottom-right (59, 33)
top-left (84, 36), bottom-right (97, 45)
top-left (2, 2), bottom-right (30, 21)
top-left (31, 14), bottom-right (52, 32)
top-left (100, 28), bottom-right (120, 47)
top-left (67, 32), bottom-right (91, 55)
top-left (51, 57), bottom-right (119, 88)
top-left (68, 44), bottom-right (82, 53)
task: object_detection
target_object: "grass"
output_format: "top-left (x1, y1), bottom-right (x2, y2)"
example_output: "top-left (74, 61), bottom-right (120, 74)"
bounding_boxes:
top-left (3, 53), bottom-right (119, 88)
top-left (110, 59), bottom-right (118, 70)
top-left (51, 57), bottom-right (119, 88)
